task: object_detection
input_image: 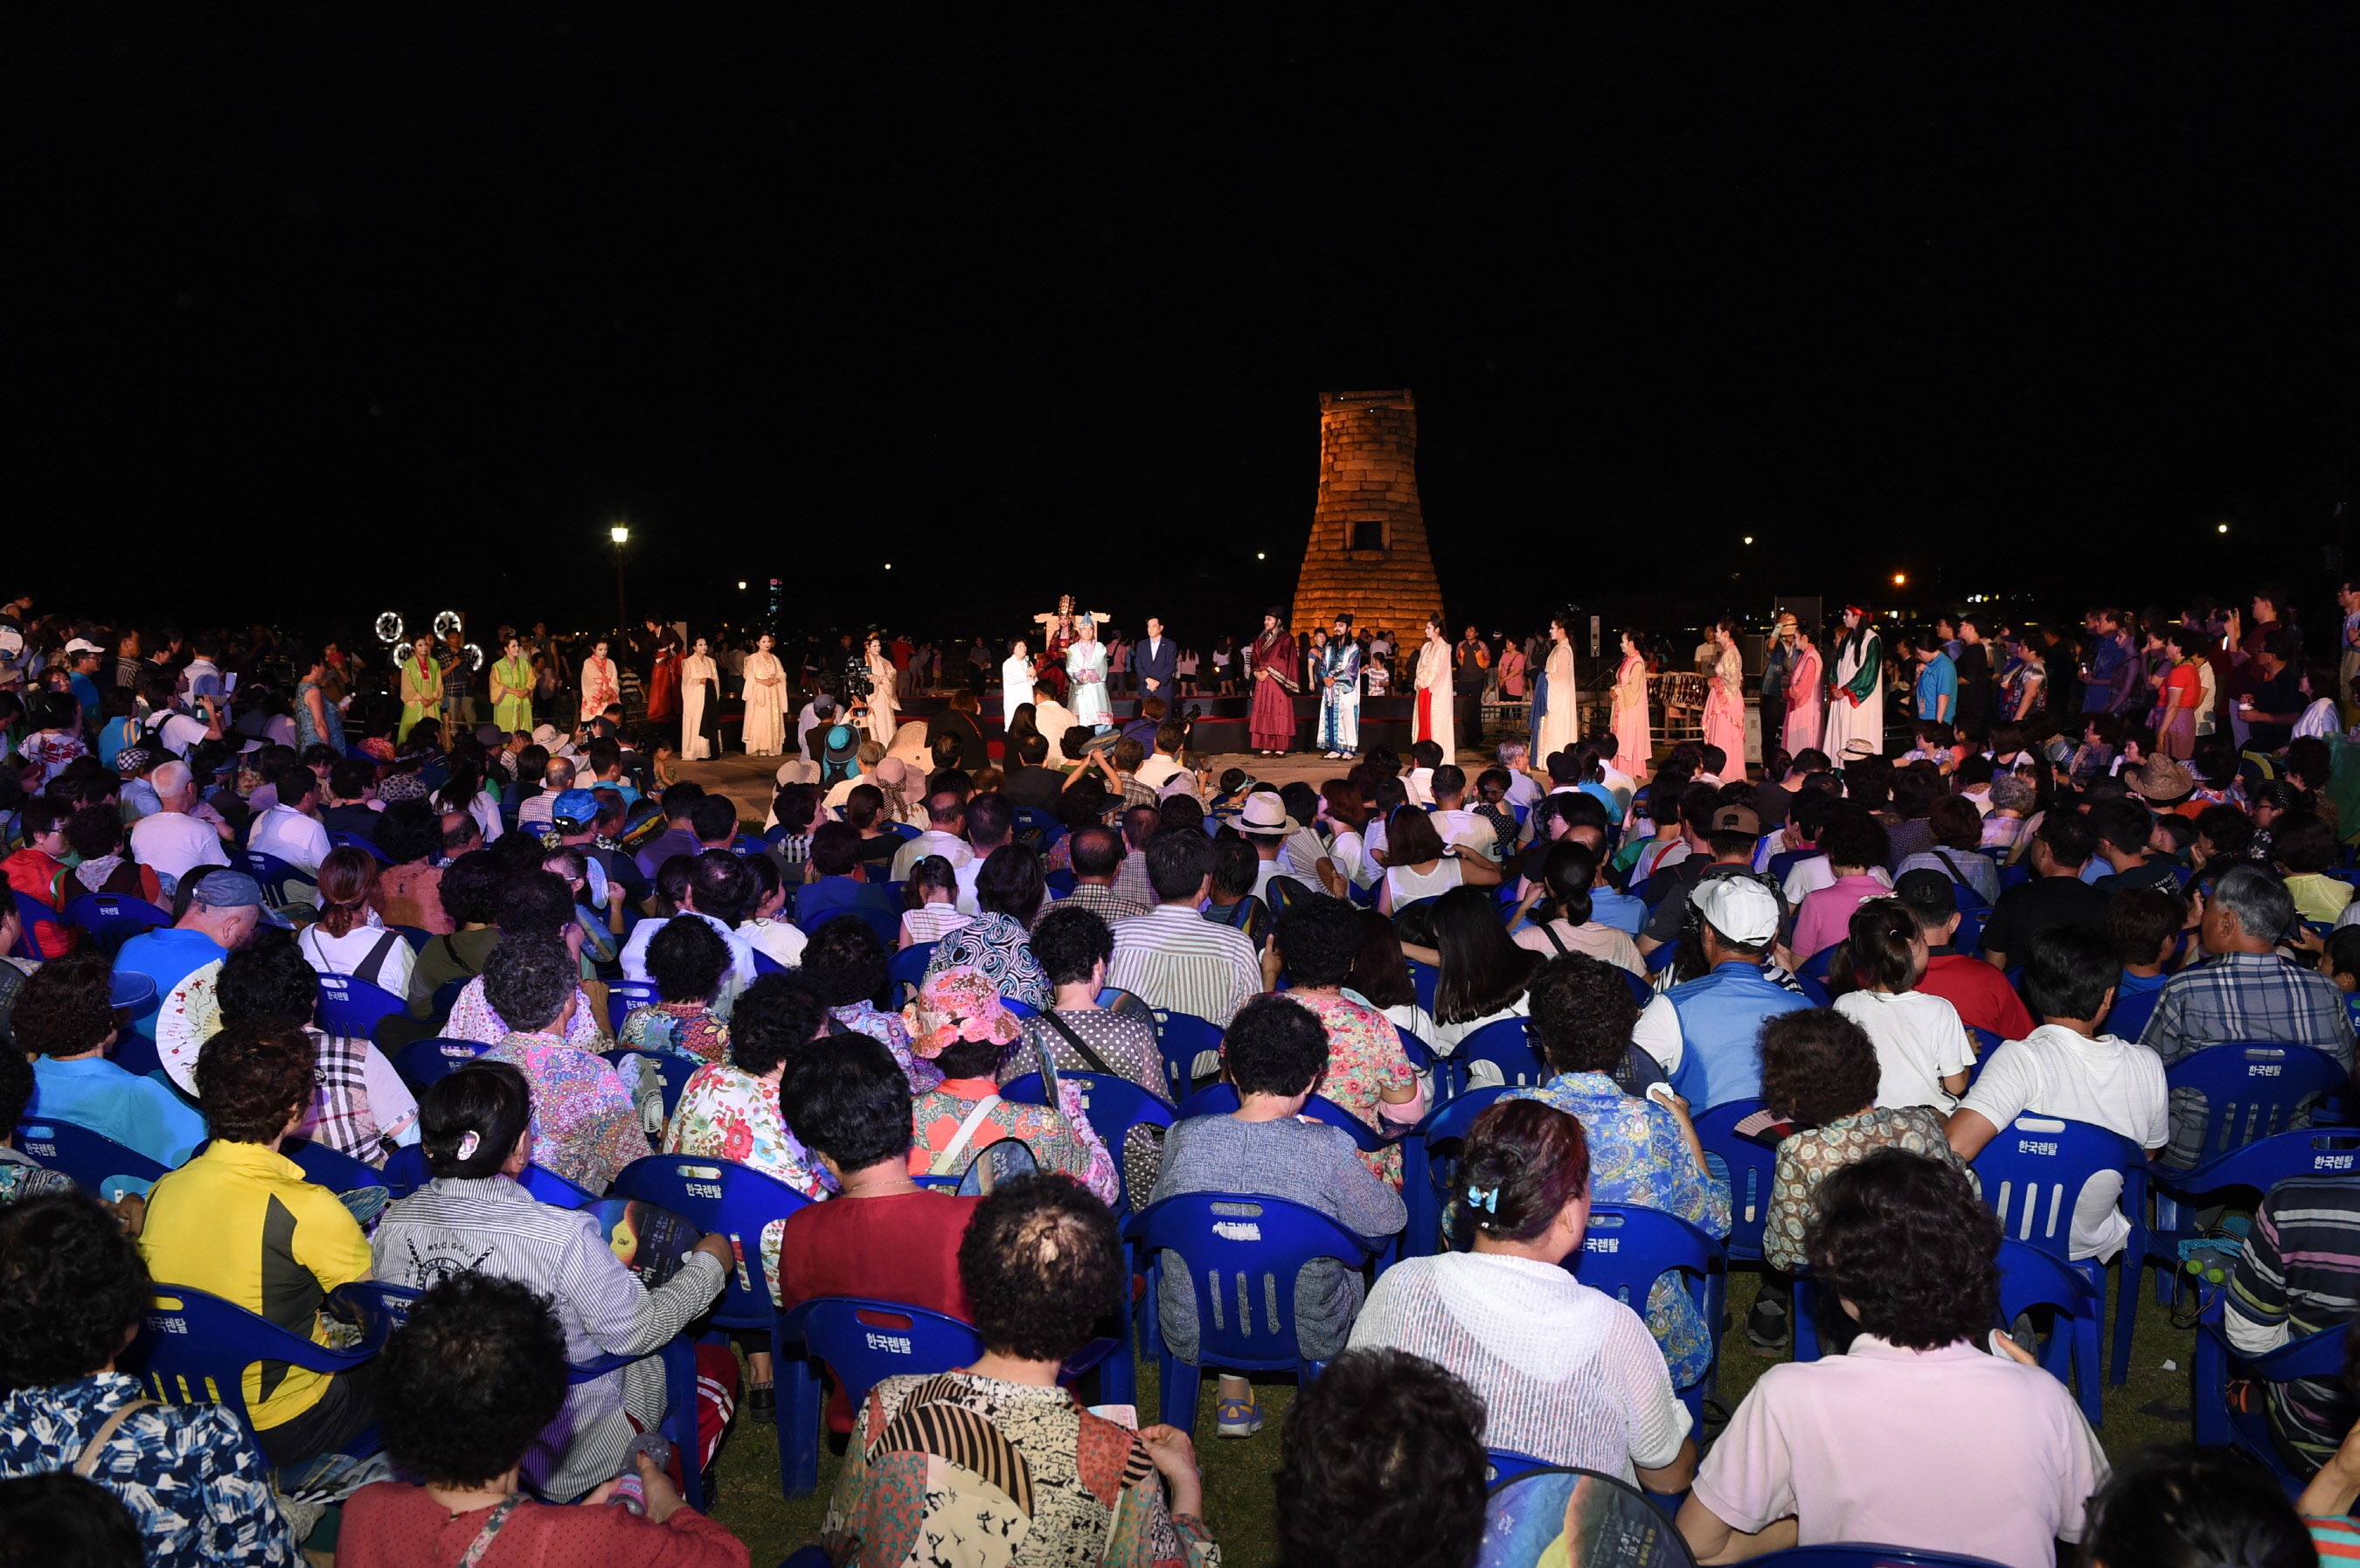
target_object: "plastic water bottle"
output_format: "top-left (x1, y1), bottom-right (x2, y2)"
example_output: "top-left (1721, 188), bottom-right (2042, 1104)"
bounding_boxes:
top-left (608, 1432), bottom-right (675, 1514)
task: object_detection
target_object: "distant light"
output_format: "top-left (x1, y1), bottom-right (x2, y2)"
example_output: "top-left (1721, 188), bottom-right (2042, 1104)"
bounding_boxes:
top-left (1257, 552), bottom-right (1267, 560)
top-left (884, 563), bottom-right (892, 570)
top-left (736, 580), bottom-right (746, 590)
top-left (1892, 572), bottom-right (1907, 586)
top-left (2218, 523), bottom-right (2231, 533)
top-left (609, 524), bottom-right (629, 545)
top-left (1742, 536), bottom-right (1753, 545)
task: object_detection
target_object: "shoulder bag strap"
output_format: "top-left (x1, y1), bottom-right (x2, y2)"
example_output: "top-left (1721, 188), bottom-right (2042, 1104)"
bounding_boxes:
top-left (1540, 920), bottom-right (1569, 956)
top-left (455, 1494), bottom-right (526, 1568)
top-left (73, 1397), bottom-right (156, 1478)
top-left (357, 928), bottom-right (402, 988)
top-left (1039, 1009), bottom-right (1115, 1075)
top-left (932, 1094), bottom-right (1003, 1174)
top-left (1933, 849), bottom-right (1969, 887)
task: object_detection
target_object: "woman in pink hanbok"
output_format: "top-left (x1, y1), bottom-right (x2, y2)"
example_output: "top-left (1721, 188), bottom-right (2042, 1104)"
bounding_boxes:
top-left (1783, 621), bottom-right (1826, 757)
top-left (1701, 621), bottom-right (1746, 773)
top-left (1610, 629), bottom-right (1652, 778)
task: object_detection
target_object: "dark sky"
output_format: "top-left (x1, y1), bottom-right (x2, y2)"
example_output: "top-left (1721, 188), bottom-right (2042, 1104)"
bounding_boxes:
top-left (11, 10), bottom-right (2357, 644)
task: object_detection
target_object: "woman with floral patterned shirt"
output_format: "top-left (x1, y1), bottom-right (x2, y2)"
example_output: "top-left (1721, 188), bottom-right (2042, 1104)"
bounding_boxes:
top-left (1270, 896), bottom-right (1424, 1185)
top-left (0, 1192), bottom-right (301, 1568)
top-left (477, 936), bottom-right (645, 1196)
top-left (802, 916), bottom-right (943, 1093)
top-left (920, 844), bottom-right (1053, 1011)
top-left (823, 1177), bottom-right (1215, 1568)
top-left (1506, 954), bottom-right (1732, 1388)
top-left (901, 967), bottom-right (1118, 1205)
top-left (1758, 1007), bottom-right (1970, 1276)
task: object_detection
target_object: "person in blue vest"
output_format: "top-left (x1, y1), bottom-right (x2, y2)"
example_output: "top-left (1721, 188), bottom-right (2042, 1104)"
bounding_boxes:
top-left (1630, 877), bottom-right (1811, 1108)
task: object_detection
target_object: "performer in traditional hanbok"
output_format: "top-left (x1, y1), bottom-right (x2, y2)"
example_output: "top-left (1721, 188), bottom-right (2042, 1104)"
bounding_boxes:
top-left (399, 635), bottom-right (443, 742)
top-left (1247, 608), bottom-right (1299, 754)
top-left (1783, 621), bottom-right (1825, 758)
top-left (1534, 613), bottom-right (1581, 761)
top-left (864, 635), bottom-right (899, 745)
top-left (681, 637), bottom-right (720, 760)
top-left (1413, 613), bottom-right (1456, 763)
top-left (1823, 606), bottom-right (1885, 761)
top-left (1315, 614), bottom-right (1363, 758)
top-left (740, 633), bottom-right (787, 755)
top-left (489, 636), bottom-right (533, 735)
top-left (1703, 620), bottom-right (1746, 771)
top-left (1001, 639), bottom-right (1035, 731)
top-left (643, 621), bottom-right (681, 725)
top-left (578, 639), bottom-right (620, 725)
top-left (1029, 594), bottom-right (1104, 704)
top-left (1610, 630), bottom-right (1651, 778)
top-left (1066, 615), bottom-right (1111, 728)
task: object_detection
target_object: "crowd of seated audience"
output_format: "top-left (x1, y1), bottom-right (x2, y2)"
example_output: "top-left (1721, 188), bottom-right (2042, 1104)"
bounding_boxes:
top-left (12, 616), bottom-right (2360, 1565)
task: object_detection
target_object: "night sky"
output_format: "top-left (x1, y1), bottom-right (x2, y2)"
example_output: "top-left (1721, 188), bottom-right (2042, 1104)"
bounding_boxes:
top-left (13, 11), bottom-right (2357, 644)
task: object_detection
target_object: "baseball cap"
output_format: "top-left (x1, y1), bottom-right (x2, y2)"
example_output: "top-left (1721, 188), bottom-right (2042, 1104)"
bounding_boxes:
top-left (1892, 868), bottom-right (1958, 919)
top-left (62, 638), bottom-right (104, 657)
top-left (1693, 877), bottom-right (1781, 946)
top-left (475, 723), bottom-right (504, 747)
top-left (1708, 802), bottom-right (1763, 839)
top-left (551, 788), bottom-right (600, 829)
top-left (183, 869), bottom-right (289, 926)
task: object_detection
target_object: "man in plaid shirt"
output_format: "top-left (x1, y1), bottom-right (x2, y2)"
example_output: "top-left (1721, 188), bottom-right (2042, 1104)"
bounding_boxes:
top-left (2139, 863), bottom-right (2354, 1167)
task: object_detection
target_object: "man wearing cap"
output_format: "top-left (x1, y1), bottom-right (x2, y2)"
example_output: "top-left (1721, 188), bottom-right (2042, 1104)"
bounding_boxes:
top-left (114, 868), bottom-right (271, 1048)
top-left (550, 787), bottom-right (644, 912)
top-left (1891, 868), bottom-right (2035, 1040)
top-left (128, 759), bottom-right (233, 889)
top-left (796, 690), bottom-right (837, 762)
top-left (61, 637), bottom-right (106, 732)
top-left (1637, 801), bottom-right (1787, 958)
top-left (1630, 877), bottom-right (1811, 1109)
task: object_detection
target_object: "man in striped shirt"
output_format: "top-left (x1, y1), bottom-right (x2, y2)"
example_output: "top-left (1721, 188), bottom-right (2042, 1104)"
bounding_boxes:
top-left (2227, 1172), bottom-right (2360, 1473)
top-left (1107, 829), bottom-right (1260, 1029)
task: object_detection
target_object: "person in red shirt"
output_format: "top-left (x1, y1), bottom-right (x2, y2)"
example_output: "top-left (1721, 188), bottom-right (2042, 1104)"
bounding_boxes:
top-left (777, 1031), bottom-right (981, 1432)
top-left (1892, 869), bottom-right (2033, 1043)
top-left (1, 800), bottom-right (77, 957)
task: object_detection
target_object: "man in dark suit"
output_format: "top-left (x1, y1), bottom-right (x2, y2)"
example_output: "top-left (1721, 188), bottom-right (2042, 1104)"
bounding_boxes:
top-left (1134, 615), bottom-right (1178, 704)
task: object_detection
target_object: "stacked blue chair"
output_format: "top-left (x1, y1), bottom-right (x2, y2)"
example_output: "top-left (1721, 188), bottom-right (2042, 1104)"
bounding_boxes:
top-left (1401, 1086), bottom-right (1510, 1257)
top-left (316, 973), bottom-right (410, 1042)
top-left (2191, 1290), bottom-right (2346, 1497)
top-left (1691, 1099), bottom-right (1776, 1262)
top-left (609, 1155), bottom-right (820, 1495)
top-left (1125, 1192), bottom-right (1383, 1440)
top-left (1967, 1113), bottom-right (2146, 1404)
top-left (1566, 1204), bottom-right (1727, 1424)
top-left (392, 1035), bottom-right (486, 1093)
top-left (1150, 1009), bottom-right (1225, 1100)
top-left (61, 893), bottom-right (170, 955)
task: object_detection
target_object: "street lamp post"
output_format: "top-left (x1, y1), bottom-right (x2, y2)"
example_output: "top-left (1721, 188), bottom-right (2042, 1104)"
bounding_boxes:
top-left (609, 523), bottom-right (630, 637)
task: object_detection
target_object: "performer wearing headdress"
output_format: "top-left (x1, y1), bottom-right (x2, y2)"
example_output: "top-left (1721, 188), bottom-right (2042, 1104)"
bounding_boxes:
top-left (1031, 594), bottom-right (1106, 704)
top-left (1534, 611), bottom-right (1580, 761)
top-left (1066, 614), bottom-right (1110, 727)
top-left (1249, 607), bottom-right (1299, 755)
top-left (1822, 604), bottom-right (1885, 760)
top-left (1413, 612), bottom-right (1456, 763)
top-left (1315, 613), bottom-right (1363, 759)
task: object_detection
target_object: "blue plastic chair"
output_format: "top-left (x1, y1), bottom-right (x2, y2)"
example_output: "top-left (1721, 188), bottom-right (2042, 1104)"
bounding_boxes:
top-left (315, 973), bottom-right (410, 1041)
top-left (1799, 947), bottom-right (1836, 987)
top-left (2191, 1291), bottom-right (2347, 1498)
top-left (13, 1120), bottom-right (173, 1197)
top-left (1483, 1447), bottom-right (1551, 1486)
top-left (885, 942), bottom-right (936, 1005)
top-left (1401, 1086), bottom-right (1510, 1257)
top-left (609, 1155), bottom-right (820, 1495)
top-left (1000, 996), bottom-right (1040, 1020)
top-left (1622, 968), bottom-right (1652, 1006)
top-left (1406, 957), bottom-right (1440, 1015)
top-left (1177, 1083), bottom-right (1391, 1153)
top-left (1567, 1204), bottom-right (1727, 1422)
top-left (1447, 1016), bottom-right (1548, 1096)
top-left (1998, 864), bottom-right (2032, 893)
top-left (1751, 1545), bottom-right (2014, 1566)
top-left (378, 1144), bottom-right (600, 1206)
top-left (280, 1135), bottom-right (386, 1194)
top-left (1150, 1009), bottom-right (1225, 1100)
top-left (1692, 1098), bottom-right (1775, 1262)
top-left (134, 1281), bottom-right (392, 1454)
top-left (1967, 1113), bottom-right (2144, 1398)
top-left (603, 1048), bottom-right (698, 1124)
top-left (1126, 1192), bottom-right (1382, 1440)
top-left (1011, 808), bottom-right (1065, 851)
top-left (1002, 1071), bottom-right (1175, 1218)
top-left (63, 893), bottom-right (171, 955)
top-left (2164, 1042), bottom-right (2349, 1167)
top-left (392, 1035), bottom-right (488, 1093)
top-left (912, 1139), bottom-right (1038, 1196)
top-left (1991, 1237), bottom-right (2107, 1426)
top-left (607, 979), bottom-right (662, 1014)
top-left (235, 849), bottom-right (317, 909)
top-left (751, 947), bottom-right (789, 976)
top-left (392, 925), bottom-right (433, 954)
top-left (778, 1297), bottom-right (982, 1424)
top-left (1794, 972), bottom-right (1832, 1006)
top-left (1045, 870), bottom-right (1079, 898)
top-left (10, 890), bottom-right (72, 961)
top-left (328, 830), bottom-right (394, 864)
top-left (108, 970), bottom-right (157, 1012)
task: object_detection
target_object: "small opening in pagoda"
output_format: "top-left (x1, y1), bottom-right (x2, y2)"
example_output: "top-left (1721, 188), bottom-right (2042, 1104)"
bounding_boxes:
top-left (1352, 520), bottom-right (1385, 552)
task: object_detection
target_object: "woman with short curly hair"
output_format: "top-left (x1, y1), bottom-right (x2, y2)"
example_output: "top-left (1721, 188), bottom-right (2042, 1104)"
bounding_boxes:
top-left (0, 1193), bottom-right (299, 1568)
top-left (476, 936), bottom-right (641, 1194)
top-left (1680, 1148), bottom-right (2106, 1565)
top-left (824, 1175), bottom-right (1215, 1568)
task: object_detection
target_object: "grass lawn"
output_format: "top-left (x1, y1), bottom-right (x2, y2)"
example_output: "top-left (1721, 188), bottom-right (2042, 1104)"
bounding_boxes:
top-left (703, 1262), bottom-right (2204, 1568)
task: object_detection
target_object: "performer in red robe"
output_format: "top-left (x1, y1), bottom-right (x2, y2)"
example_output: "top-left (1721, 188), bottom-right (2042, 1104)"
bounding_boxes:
top-left (643, 621), bottom-right (681, 724)
top-left (1248, 607), bottom-right (1299, 755)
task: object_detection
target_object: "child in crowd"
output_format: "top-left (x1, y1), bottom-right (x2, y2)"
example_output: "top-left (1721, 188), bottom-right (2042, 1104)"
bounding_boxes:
top-left (898, 854), bottom-right (970, 949)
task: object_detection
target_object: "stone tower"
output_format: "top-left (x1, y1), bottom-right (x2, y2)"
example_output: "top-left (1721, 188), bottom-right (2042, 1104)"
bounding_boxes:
top-left (1289, 389), bottom-right (1445, 639)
